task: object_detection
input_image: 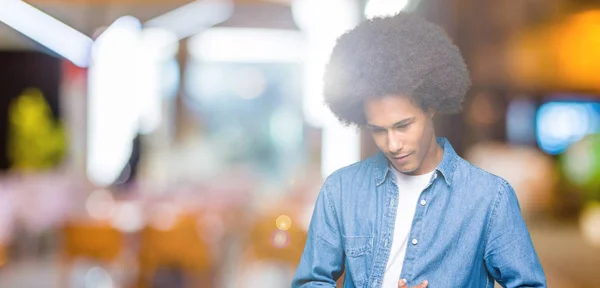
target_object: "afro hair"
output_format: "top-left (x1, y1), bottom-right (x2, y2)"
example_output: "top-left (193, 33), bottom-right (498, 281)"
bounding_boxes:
top-left (323, 12), bottom-right (471, 127)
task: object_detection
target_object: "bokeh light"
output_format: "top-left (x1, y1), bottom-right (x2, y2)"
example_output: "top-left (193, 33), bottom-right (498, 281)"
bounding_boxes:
top-left (536, 102), bottom-right (600, 155)
top-left (275, 215), bottom-right (292, 231)
top-left (580, 202), bottom-right (600, 248)
top-left (555, 10), bottom-right (600, 90)
top-left (149, 202), bottom-right (180, 231)
top-left (84, 266), bottom-right (114, 288)
top-left (233, 67), bottom-right (267, 99)
top-left (270, 230), bottom-right (290, 249)
top-left (365, 0), bottom-right (410, 19)
top-left (85, 189), bottom-right (115, 220)
top-left (561, 134), bottom-right (600, 196)
top-left (110, 202), bottom-right (144, 233)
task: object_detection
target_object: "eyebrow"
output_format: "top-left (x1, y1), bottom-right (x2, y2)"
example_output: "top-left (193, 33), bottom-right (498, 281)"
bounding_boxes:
top-left (366, 117), bottom-right (416, 130)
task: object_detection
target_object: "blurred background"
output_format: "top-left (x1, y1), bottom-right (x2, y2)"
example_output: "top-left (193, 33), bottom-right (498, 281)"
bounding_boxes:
top-left (0, 0), bottom-right (599, 287)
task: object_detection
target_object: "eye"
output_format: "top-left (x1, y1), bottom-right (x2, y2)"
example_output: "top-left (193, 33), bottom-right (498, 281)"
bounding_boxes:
top-left (369, 127), bottom-right (385, 134)
top-left (395, 123), bottom-right (412, 130)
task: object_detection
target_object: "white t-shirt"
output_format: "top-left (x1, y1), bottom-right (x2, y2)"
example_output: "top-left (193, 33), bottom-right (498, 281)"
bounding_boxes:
top-left (381, 167), bottom-right (434, 288)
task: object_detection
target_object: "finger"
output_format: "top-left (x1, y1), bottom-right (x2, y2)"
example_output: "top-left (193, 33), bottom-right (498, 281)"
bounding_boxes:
top-left (398, 279), bottom-right (408, 288)
top-left (413, 280), bottom-right (429, 288)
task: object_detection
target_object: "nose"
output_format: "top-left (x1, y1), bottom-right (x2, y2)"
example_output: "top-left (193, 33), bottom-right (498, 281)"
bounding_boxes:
top-left (387, 131), bottom-right (403, 154)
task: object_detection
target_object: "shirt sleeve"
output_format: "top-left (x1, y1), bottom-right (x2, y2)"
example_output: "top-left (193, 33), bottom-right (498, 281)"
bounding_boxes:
top-left (292, 180), bottom-right (345, 287)
top-left (484, 181), bottom-right (547, 288)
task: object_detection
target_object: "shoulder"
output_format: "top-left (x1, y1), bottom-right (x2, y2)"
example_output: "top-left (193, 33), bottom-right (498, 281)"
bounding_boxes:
top-left (452, 156), bottom-right (512, 198)
top-left (322, 155), bottom-right (379, 197)
top-left (327, 154), bottom-right (377, 182)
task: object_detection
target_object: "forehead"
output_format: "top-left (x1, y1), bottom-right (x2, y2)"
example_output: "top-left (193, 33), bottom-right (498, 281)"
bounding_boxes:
top-left (364, 95), bottom-right (424, 124)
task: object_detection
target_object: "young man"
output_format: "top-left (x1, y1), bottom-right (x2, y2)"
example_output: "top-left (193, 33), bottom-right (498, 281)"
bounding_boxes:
top-left (292, 13), bottom-right (546, 288)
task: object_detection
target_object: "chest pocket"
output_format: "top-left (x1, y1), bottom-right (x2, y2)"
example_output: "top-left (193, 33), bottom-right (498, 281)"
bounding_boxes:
top-left (343, 236), bottom-right (373, 287)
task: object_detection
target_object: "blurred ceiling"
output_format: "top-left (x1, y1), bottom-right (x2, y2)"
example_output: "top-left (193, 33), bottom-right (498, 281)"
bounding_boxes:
top-left (0, 0), bottom-right (296, 49)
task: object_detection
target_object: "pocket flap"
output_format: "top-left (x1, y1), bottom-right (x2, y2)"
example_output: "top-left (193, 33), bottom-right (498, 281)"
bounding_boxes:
top-left (343, 236), bottom-right (373, 257)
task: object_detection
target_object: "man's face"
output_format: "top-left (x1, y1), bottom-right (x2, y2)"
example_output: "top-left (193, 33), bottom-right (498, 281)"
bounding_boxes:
top-left (364, 95), bottom-right (436, 175)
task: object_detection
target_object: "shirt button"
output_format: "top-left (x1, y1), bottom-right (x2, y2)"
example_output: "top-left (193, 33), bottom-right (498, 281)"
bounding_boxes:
top-left (420, 199), bottom-right (427, 206)
top-left (384, 239), bottom-right (389, 247)
top-left (412, 239), bottom-right (418, 245)
top-left (433, 173), bottom-right (438, 179)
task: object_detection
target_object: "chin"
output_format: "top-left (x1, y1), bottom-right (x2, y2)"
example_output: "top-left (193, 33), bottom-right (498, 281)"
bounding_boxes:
top-left (399, 167), bottom-right (418, 175)
top-left (391, 162), bottom-right (416, 174)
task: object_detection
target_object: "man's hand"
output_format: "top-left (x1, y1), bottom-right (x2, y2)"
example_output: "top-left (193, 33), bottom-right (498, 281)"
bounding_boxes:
top-left (398, 279), bottom-right (428, 288)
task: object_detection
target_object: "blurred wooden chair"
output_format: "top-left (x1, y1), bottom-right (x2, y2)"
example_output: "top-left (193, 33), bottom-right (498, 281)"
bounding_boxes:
top-left (136, 214), bottom-right (213, 288)
top-left (232, 210), bottom-right (308, 288)
top-left (62, 222), bottom-right (123, 262)
top-left (60, 221), bottom-right (124, 287)
top-left (0, 242), bottom-right (6, 268)
top-left (240, 205), bottom-right (348, 287)
top-left (249, 214), bottom-right (306, 264)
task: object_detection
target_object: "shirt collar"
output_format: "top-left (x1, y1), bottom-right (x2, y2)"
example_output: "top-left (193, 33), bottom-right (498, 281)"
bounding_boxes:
top-left (373, 137), bottom-right (457, 187)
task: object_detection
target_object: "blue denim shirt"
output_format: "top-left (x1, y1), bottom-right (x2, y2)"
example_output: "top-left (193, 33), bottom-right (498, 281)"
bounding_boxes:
top-left (292, 138), bottom-right (546, 288)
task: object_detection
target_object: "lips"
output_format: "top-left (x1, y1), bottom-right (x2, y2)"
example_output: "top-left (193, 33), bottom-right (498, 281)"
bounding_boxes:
top-left (392, 153), bottom-right (411, 160)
